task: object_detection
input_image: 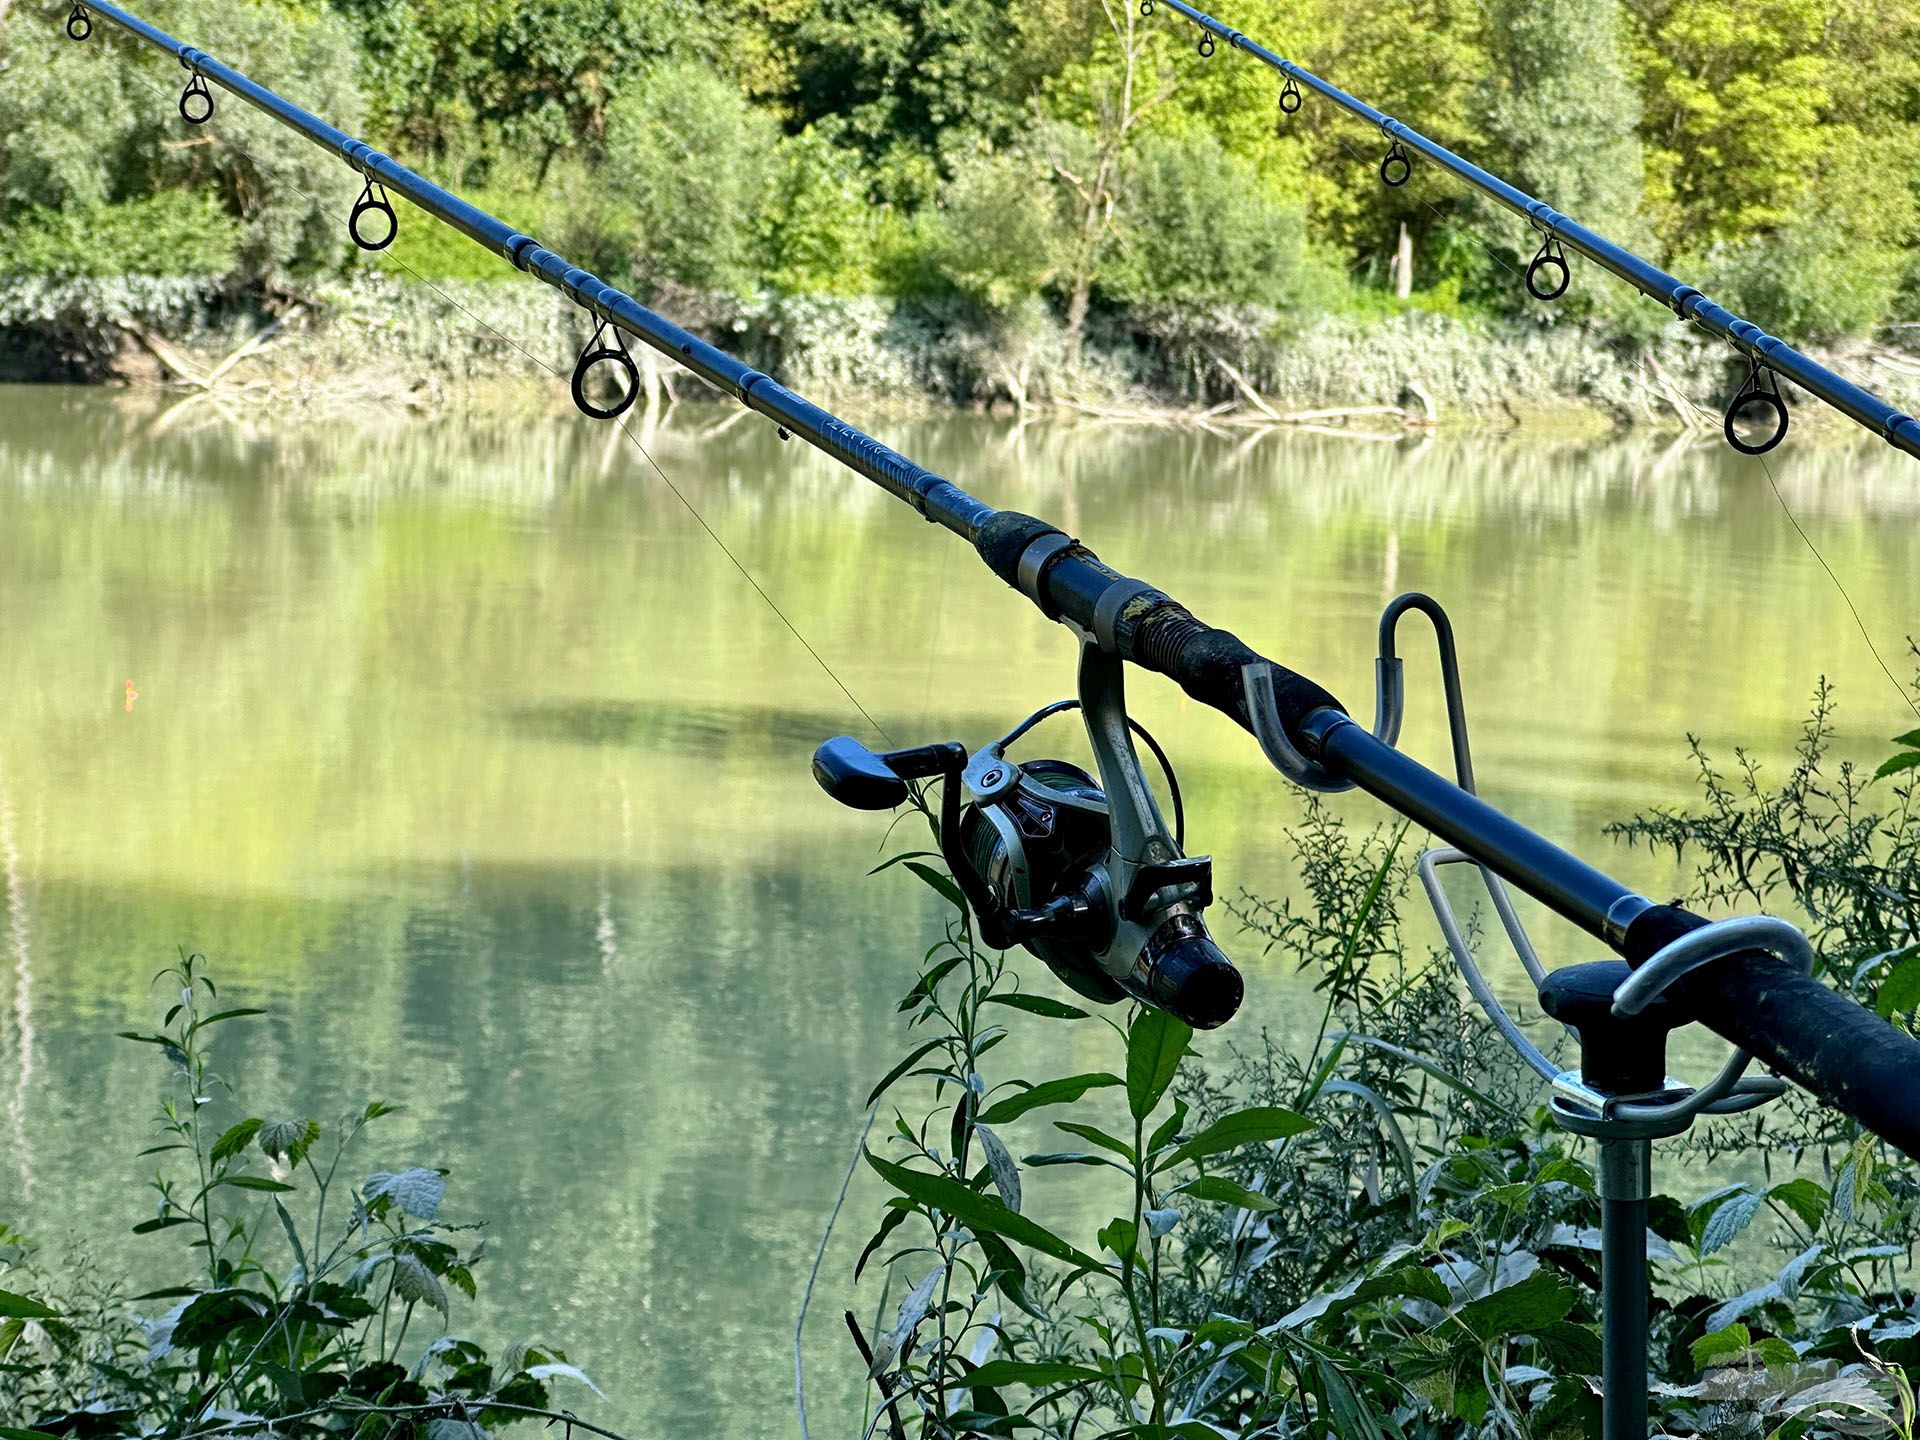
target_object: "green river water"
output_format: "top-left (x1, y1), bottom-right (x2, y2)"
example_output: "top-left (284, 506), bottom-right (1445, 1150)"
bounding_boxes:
top-left (0, 386), bottom-right (1916, 1434)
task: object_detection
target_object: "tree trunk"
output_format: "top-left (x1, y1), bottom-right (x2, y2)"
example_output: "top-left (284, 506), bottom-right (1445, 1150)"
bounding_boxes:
top-left (1392, 222), bottom-right (1414, 299)
top-left (1063, 277), bottom-right (1092, 369)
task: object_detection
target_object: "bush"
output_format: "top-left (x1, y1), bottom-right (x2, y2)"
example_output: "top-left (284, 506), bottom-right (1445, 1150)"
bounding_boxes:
top-left (930, 147), bottom-right (1068, 317)
top-left (0, 193), bottom-right (241, 280)
top-left (753, 129), bottom-right (879, 296)
top-left (1, 953), bottom-right (615, 1436)
top-left (600, 63), bottom-right (777, 296)
top-left (0, 0), bottom-right (367, 282)
top-left (1107, 130), bottom-right (1320, 310)
top-left (1675, 138), bottom-right (1916, 344)
top-left (842, 680), bottom-right (1920, 1437)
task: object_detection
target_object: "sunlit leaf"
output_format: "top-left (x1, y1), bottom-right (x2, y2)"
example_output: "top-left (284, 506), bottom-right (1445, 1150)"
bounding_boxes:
top-left (210, 1119), bottom-right (263, 1164)
top-left (0, 1290), bottom-right (58, 1320)
top-left (1155, 1106), bottom-right (1312, 1172)
top-left (391, 1255), bottom-right (448, 1318)
top-left (364, 1167), bottom-right (446, 1220)
top-left (1872, 751), bottom-right (1920, 782)
top-left (976, 1073), bottom-right (1121, 1126)
top-left (976, 1125), bottom-right (1022, 1213)
top-left (1174, 1176), bottom-right (1279, 1212)
top-left (1126, 1010), bottom-right (1191, 1120)
top-left (958, 1359), bottom-right (1106, 1388)
top-left (982, 993), bottom-right (1090, 1020)
top-left (1697, 1188), bottom-right (1764, 1255)
top-left (868, 1039), bottom-right (948, 1106)
top-left (864, 1151), bottom-right (1100, 1270)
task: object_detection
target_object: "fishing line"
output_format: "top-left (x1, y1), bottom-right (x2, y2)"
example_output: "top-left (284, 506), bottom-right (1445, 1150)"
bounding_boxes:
top-left (113, 68), bottom-right (893, 746)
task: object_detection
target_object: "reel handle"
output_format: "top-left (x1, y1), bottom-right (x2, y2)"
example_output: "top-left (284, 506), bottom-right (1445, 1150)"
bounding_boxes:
top-left (811, 736), bottom-right (965, 810)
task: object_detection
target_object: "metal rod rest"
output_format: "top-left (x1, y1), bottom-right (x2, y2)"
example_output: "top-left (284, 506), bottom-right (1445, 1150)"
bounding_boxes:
top-left (1150, 0), bottom-right (1920, 460)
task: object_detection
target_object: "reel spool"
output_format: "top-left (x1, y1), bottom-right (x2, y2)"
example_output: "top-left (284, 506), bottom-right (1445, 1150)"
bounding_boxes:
top-left (812, 645), bottom-right (1242, 1029)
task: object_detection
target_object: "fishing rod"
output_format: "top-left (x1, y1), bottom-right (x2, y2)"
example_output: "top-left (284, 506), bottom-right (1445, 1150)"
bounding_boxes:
top-left (59, 3), bottom-right (1920, 1169)
top-left (1140, 0), bottom-right (1920, 462)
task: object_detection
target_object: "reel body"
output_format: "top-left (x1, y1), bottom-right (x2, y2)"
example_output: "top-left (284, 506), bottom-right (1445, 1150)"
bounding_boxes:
top-left (813, 641), bottom-right (1242, 1029)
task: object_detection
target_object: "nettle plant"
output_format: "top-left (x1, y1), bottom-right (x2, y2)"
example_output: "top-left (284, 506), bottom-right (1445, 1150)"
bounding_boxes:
top-left (852, 686), bottom-right (1920, 1439)
top-left (0, 953), bottom-right (604, 1439)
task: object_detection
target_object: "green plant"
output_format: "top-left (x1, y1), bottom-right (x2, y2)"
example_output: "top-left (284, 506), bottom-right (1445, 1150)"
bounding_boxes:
top-left (2, 952), bottom-right (615, 1438)
top-left (848, 687), bottom-right (1920, 1437)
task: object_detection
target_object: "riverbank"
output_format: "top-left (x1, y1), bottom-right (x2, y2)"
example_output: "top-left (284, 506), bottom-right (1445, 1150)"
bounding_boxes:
top-left (5, 273), bottom-right (1918, 437)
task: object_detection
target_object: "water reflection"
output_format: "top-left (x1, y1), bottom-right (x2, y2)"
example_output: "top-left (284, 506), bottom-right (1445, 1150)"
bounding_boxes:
top-left (0, 387), bottom-right (1914, 1434)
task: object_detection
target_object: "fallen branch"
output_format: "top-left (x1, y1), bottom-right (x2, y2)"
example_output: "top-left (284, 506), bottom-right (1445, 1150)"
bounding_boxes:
top-left (1209, 351), bottom-right (1282, 421)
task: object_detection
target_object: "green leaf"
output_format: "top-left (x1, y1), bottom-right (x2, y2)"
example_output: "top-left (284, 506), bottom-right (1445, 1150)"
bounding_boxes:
top-left (976, 1125), bottom-right (1022, 1212)
top-left (982, 993), bottom-right (1090, 1020)
top-left (215, 1175), bottom-right (296, 1193)
top-left (1768, 1177), bottom-right (1830, 1232)
top-left (188, 1007), bottom-right (267, 1034)
top-left (867, 1039), bottom-right (949, 1106)
top-left (1126, 1010), bottom-right (1191, 1121)
top-left (1692, 1324), bottom-right (1754, 1370)
top-left (1146, 1099), bottom-right (1187, 1158)
top-left (1876, 949), bottom-right (1920, 1018)
top-left (391, 1255), bottom-right (449, 1317)
top-left (904, 861), bottom-right (967, 911)
top-left (1449, 1271), bottom-right (1577, 1341)
top-left (1895, 729), bottom-right (1920, 748)
top-left (258, 1118), bottom-right (321, 1166)
top-left (1155, 1105), bottom-right (1312, 1172)
top-left (869, 849), bottom-right (941, 875)
top-left (864, 1151), bottom-right (1101, 1270)
top-left (132, 1215), bottom-right (196, 1235)
top-left (0, 1289), bottom-right (58, 1320)
top-left (363, 1167), bottom-right (446, 1219)
top-left (1097, 1217), bottom-right (1138, 1264)
top-left (959, 1360), bottom-right (1106, 1389)
top-left (1697, 1188), bottom-right (1764, 1255)
top-left (1355, 1265), bottom-right (1452, 1309)
top-left (855, 1206), bottom-right (910, 1281)
top-left (1174, 1176), bottom-right (1279, 1212)
top-left (210, 1118), bottom-right (263, 1164)
top-left (526, 1361), bottom-right (605, 1397)
top-left (976, 1073), bottom-right (1122, 1126)
top-left (274, 1200), bottom-right (308, 1275)
top-left (1053, 1121), bottom-right (1135, 1163)
top-left (898, 956), bottom-right (965, 1012)
top-left (1873, 751), bottom-right (1920, 782)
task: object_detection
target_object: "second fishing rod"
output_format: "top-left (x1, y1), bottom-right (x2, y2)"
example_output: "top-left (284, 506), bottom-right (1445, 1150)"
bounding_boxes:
top-left (1143, 0), bottom-right (1920, 462)
top-left (64, 0), bottom-right (1920, 1164)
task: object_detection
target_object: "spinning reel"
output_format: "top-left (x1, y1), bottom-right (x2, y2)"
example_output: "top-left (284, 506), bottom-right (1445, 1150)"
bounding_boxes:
top-left (813, 639), bottom-right (1242, 1029)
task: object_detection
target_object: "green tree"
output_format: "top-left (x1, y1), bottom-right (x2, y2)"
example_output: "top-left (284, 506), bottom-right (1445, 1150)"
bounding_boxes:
top-left (600, 62), bottom-right (777, 295)
top-left (754, 129), bottom-right (878, 295)
top-left (1107, 129), bottom-right (1316, 308)
top-left (331, 0), bottom-right (692, 170)
top-left (782, 0), bottom-right (1022, 195)
top-left (933, 147), bottom-right (1068, 316)
top-left (0, 0), bottom-right (366, 280)
top-left (1477, 0), bottom-right (1646, 240)
top-left (1628, 0), bottom-right (1835, 247)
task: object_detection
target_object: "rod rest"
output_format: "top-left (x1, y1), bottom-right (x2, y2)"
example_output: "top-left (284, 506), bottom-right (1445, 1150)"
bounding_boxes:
top-left (1538, 962), bottom-right (1677, 1096)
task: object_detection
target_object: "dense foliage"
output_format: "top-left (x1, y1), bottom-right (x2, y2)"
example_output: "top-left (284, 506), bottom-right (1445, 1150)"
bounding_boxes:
top-left (847, 680), bottom-right (1920, 1437)
top-left (1, 0), bottom-right (1917, 382)
top-left (1, 954), bottom-right (606, 1437)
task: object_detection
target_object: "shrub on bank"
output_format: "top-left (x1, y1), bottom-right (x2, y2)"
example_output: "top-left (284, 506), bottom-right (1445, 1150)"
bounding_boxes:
top-left (2, 952), bottom-right (610, 1436)
top-left (845, 679), bottom-right (1920, 1437)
